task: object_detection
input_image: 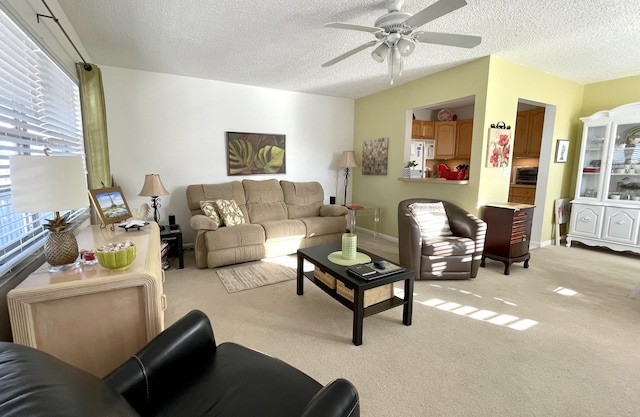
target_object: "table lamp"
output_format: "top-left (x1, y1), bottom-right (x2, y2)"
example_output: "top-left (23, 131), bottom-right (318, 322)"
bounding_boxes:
top-left (138, 174), bottom-right (169, 229)
top-left (10, 154), bottom-right (88, 270)
top-left (338, 151), bottom-right (358, 206)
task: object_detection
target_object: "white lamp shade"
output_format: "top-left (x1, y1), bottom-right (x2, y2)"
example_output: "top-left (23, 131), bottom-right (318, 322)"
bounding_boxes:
top-left (397, 38), bottom-right (416, 57)
top-left (371, 43), bottom-right (389, 63)
top-left (138, 174), bottom-right (169, 197)
top-left (338, 151), bottom-right (358, 169)
top-left (10, 155), bottom-right (88, 213)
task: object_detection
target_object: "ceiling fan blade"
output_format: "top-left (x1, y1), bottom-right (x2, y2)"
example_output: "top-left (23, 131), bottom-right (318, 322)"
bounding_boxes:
top-left (414, 31), bottom-right (481, 48)
top-left (403, 0), bottom-right (468, 29)
top-left (325, 22), bottom-right (382, 33)
top-left (322, 40), bottom-right (379, 67)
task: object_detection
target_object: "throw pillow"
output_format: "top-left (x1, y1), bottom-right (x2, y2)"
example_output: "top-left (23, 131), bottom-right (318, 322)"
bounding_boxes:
top-left (214, 199), bottom-right (246, 226)
top-left (408, 202), bottom-right (453, 238)
top-left (200, 200), bottom-right (222, 228)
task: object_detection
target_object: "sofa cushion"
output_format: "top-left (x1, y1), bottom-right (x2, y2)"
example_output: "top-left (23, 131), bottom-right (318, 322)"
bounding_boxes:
top-left (421, 236), bottom-right (475, 256)
top-left (299, 216), bottom-right (347, 237)
top-left (144, 342), bottom-right (322, 417)
top-left (243, 179), bottom-right (288, 223)
top-left (0, 342), bottom-right (139, 417)
top-left (200, 200), bottom-right (222, 227)
top-left (259, 219), bottom-right (307, 240)
top-left (204, 224), bottom-right (265, 251)
top-left (408, 202), bottom-right (453, 237)
top-left (320, 205), bottom-right (348, 217)
top-left (281, 181), bottom-right (323, 218)
top-left (186, 182), bottom-right (247, 216)
top-left (215, 199), bottom-right (246, 226)
top-left (190, 214), bottom-right (219, 231)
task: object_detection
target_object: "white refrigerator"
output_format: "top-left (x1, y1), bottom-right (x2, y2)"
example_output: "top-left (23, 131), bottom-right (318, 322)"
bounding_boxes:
top-left (410, 139), bottom-right (435, 174)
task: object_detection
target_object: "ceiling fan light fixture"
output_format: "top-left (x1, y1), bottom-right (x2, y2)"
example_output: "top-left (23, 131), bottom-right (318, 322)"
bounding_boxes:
top-left (397, 37), bottom-right (416, 57)
top-left (371, 43), bottom-right (390, 63)
top-left (388, 45), bottom-right (402, 84)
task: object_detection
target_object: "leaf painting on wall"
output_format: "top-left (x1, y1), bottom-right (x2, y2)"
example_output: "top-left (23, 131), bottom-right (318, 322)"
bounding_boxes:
top-left (226, 132), bottom-right (286, 175)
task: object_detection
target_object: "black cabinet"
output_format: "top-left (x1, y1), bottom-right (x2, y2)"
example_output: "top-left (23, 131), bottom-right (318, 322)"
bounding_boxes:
top-left (160, 225), bottom-right (184, 269)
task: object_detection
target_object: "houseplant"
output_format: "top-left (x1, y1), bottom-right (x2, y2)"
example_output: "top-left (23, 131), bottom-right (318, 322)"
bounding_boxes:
top-left (403, 160), bottom-right (421, 178)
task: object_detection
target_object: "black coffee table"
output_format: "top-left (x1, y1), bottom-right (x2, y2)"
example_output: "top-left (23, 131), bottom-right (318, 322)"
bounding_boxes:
top-left (297, 243), bottom-right (414, 346)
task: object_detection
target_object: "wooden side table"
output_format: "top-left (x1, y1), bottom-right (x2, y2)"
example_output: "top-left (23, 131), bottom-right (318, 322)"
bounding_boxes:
top-left (481, 203), bottom-right (535, 275)
top-left (7, 224), bottom-right (166, 377)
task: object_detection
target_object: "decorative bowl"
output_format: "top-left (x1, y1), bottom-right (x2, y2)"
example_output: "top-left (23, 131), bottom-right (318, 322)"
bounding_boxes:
top-left (96, 243), bottom-right (136, 271)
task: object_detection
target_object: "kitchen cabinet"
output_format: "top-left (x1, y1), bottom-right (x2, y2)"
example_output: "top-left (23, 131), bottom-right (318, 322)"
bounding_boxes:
top-left (412, 120), bottom-right (434, 139)
top-left (567, 102), bottom-right (640, 254)
top-left (509, 185), bottom-right (536, 205)
top-left (481, 203), bottom-right (534, 275)
top-left (434, 121), bottom-right (457, 159)
top-left (514, 108), bottom-right (544, 157)
top-left (455, 118), bottom-right (473, 158)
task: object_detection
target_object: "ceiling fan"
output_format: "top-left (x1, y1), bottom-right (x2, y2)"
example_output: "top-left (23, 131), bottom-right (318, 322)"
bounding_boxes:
top-left (322, 0), bottom-right (481, 84)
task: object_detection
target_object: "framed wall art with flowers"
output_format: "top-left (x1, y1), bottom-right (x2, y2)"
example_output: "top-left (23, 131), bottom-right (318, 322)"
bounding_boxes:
top-left (486, 127), bottom-right (511, 168)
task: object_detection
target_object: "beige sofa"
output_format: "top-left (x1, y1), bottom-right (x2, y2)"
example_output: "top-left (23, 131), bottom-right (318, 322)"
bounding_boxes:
top-left (186, 179), bottom-right (348, 268)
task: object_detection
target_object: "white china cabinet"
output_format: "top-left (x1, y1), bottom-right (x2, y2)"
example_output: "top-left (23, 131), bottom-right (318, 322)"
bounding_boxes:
top-left (567, 102), bottom-right (640, 253)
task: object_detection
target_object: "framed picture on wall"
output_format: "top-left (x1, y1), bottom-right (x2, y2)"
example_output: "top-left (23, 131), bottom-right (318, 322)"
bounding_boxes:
top-left (226, 132), bottom-right (286, 175)
top-left (88, 186), bottom-right (132, 226)
top-left (486, 127), bottom-right (511, 167)
top-left (555, 140), bottom-right (570, 163)
top-left (362, 137), bottom-right (388, 175)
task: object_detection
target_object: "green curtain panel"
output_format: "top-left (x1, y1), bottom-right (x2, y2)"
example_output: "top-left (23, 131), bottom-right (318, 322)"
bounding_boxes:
top-left (77, 63), bottom-right (111, 224)
top-left (77, 62), bottom-right (111, 189)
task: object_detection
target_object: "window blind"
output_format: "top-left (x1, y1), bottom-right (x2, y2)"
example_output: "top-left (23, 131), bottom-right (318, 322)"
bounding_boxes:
top-left (0, 9), bottom-right (87, 278)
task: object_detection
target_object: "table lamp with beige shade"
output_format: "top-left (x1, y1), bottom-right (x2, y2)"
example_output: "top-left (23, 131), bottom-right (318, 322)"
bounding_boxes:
top-left (10, 153), bottom-right (88, 271)
top-left (138, 174), bottom-right (169, 229)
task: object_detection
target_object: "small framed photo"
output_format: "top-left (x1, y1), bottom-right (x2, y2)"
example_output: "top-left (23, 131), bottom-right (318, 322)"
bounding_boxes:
top-left (555, 140), bottom-right (570, 163)
top-left (88, 186), bottom-right (132, 226)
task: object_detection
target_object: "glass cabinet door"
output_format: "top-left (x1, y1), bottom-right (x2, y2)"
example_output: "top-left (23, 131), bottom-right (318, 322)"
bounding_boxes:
top-left (606, 123), bottom-right (640, 200)
top-left (578, 125), bottom-right (607, 199)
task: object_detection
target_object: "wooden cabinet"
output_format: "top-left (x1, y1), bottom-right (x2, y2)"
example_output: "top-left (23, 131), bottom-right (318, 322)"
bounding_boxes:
top-left (514, 108), bottom-right (544, 157)
top-left (481, 203), bottom-right (534, 275)
top-left (434, 121), bottom-right (457, 159)
top-left (7, 224), bottom-right (166, 377)
top-left (509, 185), bottom-right (536, 205)
top-left (411, 120), bottom-right (434, 139)
top-left (455, 119), bottom-right (473, 158)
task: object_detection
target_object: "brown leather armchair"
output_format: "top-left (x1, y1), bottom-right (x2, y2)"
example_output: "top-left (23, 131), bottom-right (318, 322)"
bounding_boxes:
top-left (398, 199), bottom-right (487, 280)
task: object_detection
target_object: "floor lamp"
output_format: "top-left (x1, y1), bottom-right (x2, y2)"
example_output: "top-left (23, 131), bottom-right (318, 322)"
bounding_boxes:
top-left (338, 151), bottom-right (358, 206)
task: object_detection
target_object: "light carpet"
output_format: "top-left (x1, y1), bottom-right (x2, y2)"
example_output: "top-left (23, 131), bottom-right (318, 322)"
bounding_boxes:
top-left (216, 257), bottom-right (299, 293)
top-left (164, 237), bottom-right (640, 417)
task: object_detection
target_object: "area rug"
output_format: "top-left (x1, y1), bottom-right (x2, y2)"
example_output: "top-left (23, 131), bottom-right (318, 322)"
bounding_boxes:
top-left (216, 258), bottom-right (298, 293)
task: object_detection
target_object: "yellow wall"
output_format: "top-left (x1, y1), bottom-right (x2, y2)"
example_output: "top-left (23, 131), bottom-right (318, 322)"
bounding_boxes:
top-left (582, 75), bottom-right (640, 117)
top-left (353, 57), bottom-right (490, 237)
top-left (353, 55), bottom-right (585, 242)
top-left (481, 57), bottom-right (584, 242)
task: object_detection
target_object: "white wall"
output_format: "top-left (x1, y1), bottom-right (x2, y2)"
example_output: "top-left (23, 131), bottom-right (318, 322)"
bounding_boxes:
top-left (101, 66), bottom-right (355, 245)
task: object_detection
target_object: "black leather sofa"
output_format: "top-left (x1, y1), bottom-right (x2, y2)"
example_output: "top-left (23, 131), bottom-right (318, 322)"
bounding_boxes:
top-left (0, 310), bottom-right (360, 417)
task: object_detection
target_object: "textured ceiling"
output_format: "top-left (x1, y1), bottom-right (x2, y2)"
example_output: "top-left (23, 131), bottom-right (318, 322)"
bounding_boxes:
top-left (57, 0), bottom-right (640, 99)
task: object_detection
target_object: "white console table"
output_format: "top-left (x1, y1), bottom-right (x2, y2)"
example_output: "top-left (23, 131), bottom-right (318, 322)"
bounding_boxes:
top-left (7, 223), bottom-right (166, 377)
